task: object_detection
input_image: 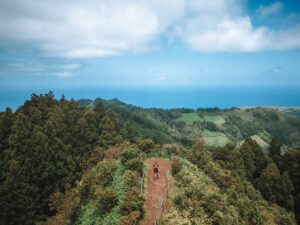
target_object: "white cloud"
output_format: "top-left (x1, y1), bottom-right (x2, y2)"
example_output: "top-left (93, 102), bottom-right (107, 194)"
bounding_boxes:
top-left (0, 61), bottom-right (80, 76)
top-left (257, 1), bottom-right (284, 17)
top-left (176, 0), bottom-right (300, 52)
top-left (182, 17), bottom-right (269, 52)
top-left (0, 0), bottom-right (160, 58)
top-left (50, 71), bottom-right (73, 77)
top-left (1, 62), bottom-right (46, 72)
top-left (0, 0), bottom-right (299, 56)
top-left (60, 63), bottom-right (81, 70)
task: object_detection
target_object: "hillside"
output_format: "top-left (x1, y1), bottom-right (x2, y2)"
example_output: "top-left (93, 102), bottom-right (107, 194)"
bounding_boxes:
top-left (43, 143), bottom-right (298, 225)
top-left (78, 98), bottom-right (300, 149)
top-left (0, 93), bottom-right (299, 225)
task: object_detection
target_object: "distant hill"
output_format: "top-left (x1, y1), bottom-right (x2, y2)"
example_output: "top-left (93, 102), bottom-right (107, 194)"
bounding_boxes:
top-left (78, 98), bottom-right (300, 149)
top-left (240, 106), bottom-right (300, 116)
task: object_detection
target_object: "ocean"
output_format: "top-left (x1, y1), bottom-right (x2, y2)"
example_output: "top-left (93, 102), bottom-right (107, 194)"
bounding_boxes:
top-left (0, 85), bottom-right (299, 111)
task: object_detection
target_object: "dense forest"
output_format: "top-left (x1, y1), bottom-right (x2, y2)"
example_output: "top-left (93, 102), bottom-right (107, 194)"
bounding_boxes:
top-left (0, 92), bottom-right (299, 225)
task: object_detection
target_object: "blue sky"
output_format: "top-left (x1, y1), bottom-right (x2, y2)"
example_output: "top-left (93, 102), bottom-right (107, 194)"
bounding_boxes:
top-left (0, 0), bottom-right (300, 90)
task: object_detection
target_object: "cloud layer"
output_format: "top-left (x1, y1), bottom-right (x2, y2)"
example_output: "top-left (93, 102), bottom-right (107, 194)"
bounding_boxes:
top-left (0, 61), bottom-right (80, 77)
top-left (256, 1), bottom-right (284, 17)
top-left (0, 0), bottom-right (300, 57)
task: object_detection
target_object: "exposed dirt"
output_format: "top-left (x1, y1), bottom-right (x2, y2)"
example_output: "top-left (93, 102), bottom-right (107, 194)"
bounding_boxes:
top-left (143, 158), bottom-right (171, 225)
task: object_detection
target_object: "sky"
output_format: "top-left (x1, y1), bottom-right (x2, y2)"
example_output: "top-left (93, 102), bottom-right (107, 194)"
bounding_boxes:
top-left (0, 0), bottom-right (300, 92)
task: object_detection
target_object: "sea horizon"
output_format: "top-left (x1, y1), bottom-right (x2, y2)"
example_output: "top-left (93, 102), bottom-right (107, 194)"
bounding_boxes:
top-left (1, 84), bottom-right (300, 111)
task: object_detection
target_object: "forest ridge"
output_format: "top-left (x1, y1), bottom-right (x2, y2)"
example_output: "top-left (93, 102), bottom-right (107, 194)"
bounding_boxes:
top-left (0, 92), bottom-right (299, 225)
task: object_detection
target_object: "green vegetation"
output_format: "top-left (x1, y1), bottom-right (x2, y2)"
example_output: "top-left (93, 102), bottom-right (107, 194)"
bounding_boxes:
top-left (43, 144), bottom-right (145, 225)
top-left (202, 129), bottom-right (230, 147)
top-left (176, 112), bottom-right (225, 126)
top-left (198, 114), bottom-right (226, 126)
top-left (0, 93), bottom-right (299, 224)
top-left (162, 138), bottom-right (297, 225)
top-left (175, 112), bottom-right (201, 125)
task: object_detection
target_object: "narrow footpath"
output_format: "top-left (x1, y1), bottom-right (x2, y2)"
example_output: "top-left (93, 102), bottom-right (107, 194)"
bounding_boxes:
top-left (143, 158), bottom-right (171, 225)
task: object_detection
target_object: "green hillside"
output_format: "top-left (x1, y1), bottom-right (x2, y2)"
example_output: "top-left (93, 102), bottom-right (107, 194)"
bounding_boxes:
top-left (202, 129), bottom-right (230, 147)
top-left (0, 93), bottom-right (299, 225)
top-left (176, 112), bottom-right (225, 126)
top-left (176, 112), bottom-right (201, 125)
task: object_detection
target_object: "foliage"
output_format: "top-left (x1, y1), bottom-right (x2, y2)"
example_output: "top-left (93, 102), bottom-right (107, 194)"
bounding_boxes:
top-left (175, 112), bottom-right (201, 125)
top-left (137, 138), bottom-right (155, 151)
top-left (171, 156), bottom-right (182, 176)
top-left (94, 159), bottom-right (118, 187)
top-left (95, 188), bottom-right (118, 214)
top-left (201, 129), bottom-right (230, 147)
top-left (161, 156), bottom-right (296, 225)
top-left (0, 94), bottom-right (299, 224)
top-left (121, 148), bottom-right (140, 164)
top-left (123, 157), bottom-right (144, 175)
top-left (283, 148), bottom-right (300, 222)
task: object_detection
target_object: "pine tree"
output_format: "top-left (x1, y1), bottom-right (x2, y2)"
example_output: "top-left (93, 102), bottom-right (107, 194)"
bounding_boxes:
top-left (268, 139), bottom-right (283, 172)
top-left (279, 171), bottom-right (294, 211)
top-left (190, 136), bottom-right (212, 167)
top-left (0, 107), bottom-right (13, 181)
top-left (257, 162), bottom-right (281, 203)
top-left (257, 162), bottom-right (294, 210)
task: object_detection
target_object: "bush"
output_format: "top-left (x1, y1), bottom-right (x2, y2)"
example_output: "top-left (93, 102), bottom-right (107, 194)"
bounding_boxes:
top-left (137, 138), bottom-right (155, 152)
top-left (202, 121), bottom-right (219, 132)
top-left (94, 188), bottom-right (118, 214)
top-left (124, 157), bottom-right (143, 175)
top-left (123, 170), bottom-right (140, 191)
top-left (119, 211), bottom-right (140, 225)
top-left (95, 159), bottom-right (118, 187)
top-left (120, 188), bottom-right (144, 216)
top-left (121, 148), bottom-right (140, 164)
top-left (171, 157), bottom-right (182, 176)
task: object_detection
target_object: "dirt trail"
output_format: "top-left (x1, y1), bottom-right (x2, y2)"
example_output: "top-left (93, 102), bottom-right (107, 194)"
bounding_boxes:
top-left (143, 158), bottom-right (171, 225)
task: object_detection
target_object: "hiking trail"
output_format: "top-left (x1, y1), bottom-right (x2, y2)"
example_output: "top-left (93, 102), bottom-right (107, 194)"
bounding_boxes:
top-left (142, 158), bottom-right (171, 225)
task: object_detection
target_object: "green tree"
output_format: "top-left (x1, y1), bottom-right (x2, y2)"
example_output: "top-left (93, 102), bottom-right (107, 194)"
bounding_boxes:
top-left (190, 136), bottom-right (212, 168)
top-left (284, 148), bottom-right (300, 223)
top-left (0, 160), bottom-right (36, 225)
top-left (278, 171), bottom-right (294, 211)
top-left (98, 115), bottom-right (120, 147)
top-left (240, 138), bottom-right (269, 182)
top-left (94, 101), bottom-right (106, 131)
top-left (137, 138), bottom-right (155, 152)
top-left (268, 139), bottom-right (283, 172)
top-left (257, 162), bottom-right (282, 203)
top-left (257, 162), bottom-right (294, 210)
top-left (0, 107), bottom-right (13, 181)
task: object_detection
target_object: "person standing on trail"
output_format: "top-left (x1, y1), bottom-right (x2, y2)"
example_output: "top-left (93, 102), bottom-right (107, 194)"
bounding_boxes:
top-left (153, 161), bottom-right (160, 180)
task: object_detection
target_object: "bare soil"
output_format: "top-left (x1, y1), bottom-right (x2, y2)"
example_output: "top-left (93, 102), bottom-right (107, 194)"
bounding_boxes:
top-left (143, 158), bottom-right (171, 225)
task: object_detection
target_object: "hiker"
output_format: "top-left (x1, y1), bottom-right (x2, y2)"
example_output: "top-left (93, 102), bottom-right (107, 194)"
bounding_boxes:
top-left (153, 161), bottom-right (160, 180)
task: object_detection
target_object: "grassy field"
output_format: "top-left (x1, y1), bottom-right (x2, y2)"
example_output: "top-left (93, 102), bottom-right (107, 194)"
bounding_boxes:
top-left (176, 112), bottom-right (225, 126)
top-left (202, 129), bottom-right (230, 147)
top-left (175, 112), bottom-right (202, 125)
top-left (198, 115), bottom-right (225, 126)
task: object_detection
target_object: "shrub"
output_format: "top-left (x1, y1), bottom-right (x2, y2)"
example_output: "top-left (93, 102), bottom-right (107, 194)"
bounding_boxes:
top-left (121, 148), bottom-right (140, 164)
top-left (202, 121), bottom-right (219, 132)
top-left (105, 146), bottom-right (122, 159)
top-left (137, 138), bottom-right (155, 152)
top-left (120, 188), bottom-right (144, 216)
top-left (94, 188), bottom-right (118, 214)
top-left (94, 159), bottom-right (118, 187)
top-left (171, 157), bottom-right (182, 176)
top-left (123, 170), bottom-right (140, 191)
top-left (119, 211), bottom-right (140, 225)
top-left (124, 157), bottom-right (143, 175)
